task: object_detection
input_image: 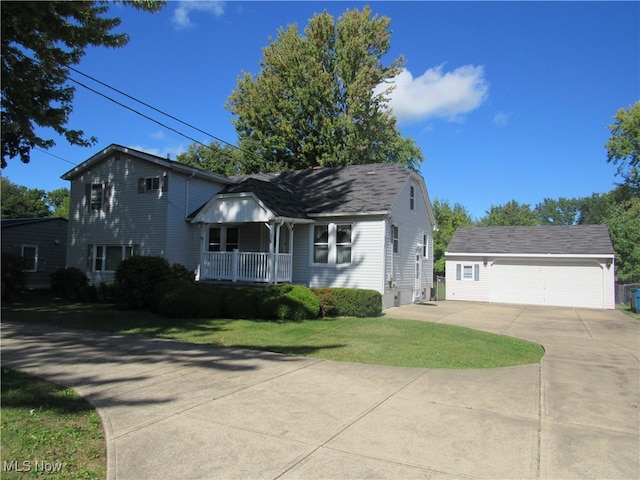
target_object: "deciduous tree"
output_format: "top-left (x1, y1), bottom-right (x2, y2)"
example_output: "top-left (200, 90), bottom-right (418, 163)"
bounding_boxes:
top-left (478, 200), bottom-right (537, 226)
top-left (1, 0), bottom-right (164, 168)
top-left (225, 6), bottom-right (422, 172)
top-left (432, 199), bottom-right (475, 276)
top-left (606, 101), bottom-right (640, 179)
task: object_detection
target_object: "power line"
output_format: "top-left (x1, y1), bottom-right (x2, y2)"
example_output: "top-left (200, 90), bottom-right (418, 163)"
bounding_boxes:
top-left (67, 65), bottom-right (244, 153)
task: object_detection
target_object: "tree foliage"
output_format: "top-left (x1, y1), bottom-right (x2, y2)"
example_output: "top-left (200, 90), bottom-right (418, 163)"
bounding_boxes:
top-left (176, 141), bottom-right (245, 176)
top-left (479, 200), bottom-right (537, 226)
top-left (432, 199), bottom-right (474, 276)
top-left (534, 197), bottom-right (581, 225)
top-left (225, 6), bottom-right (422, 173)
top-left (1, 0), bottom-right (164, 168)
top-left (0, 178), bottom-right (69, 219)
top-left (606, 101), bottom-right (640, 178)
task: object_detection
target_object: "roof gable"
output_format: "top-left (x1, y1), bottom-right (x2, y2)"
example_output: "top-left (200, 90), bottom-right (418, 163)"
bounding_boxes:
top-left (61, 144), bottom-right (233, 185)
top-left (446, 225), bottom-right (615, 256)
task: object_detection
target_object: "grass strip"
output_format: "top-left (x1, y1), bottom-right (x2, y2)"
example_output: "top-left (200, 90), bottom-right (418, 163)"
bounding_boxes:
top-left (0, 368), bottom-right (106, 479)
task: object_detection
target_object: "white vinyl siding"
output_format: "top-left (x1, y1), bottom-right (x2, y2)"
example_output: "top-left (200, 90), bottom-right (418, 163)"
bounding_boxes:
top-left (294, 218), bottom-right (385, 293)
top-left (446, 256), bottom-right (615, 309)
top-left (386, 173), bottom-right (435, 306)
top-left (66, 154), bottom-right (227, 284)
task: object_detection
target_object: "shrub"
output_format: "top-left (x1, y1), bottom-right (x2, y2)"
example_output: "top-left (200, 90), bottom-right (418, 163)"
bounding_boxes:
top-left (50, 267), bottom-right (91, 301)
top-left (313, 288), bottom-right (382, 317)
top-left (114, 256), bottom-right (173, 309)
top-left (1, 253), bottom-right (28, 298)
top-left (224, 286), bottom-right (261, 319)
top-left (157, 283), bottom-right (226, 318)
top-left (260, 284), bottom-right (320, 322)
top-left (171, 263), bottom-right (195, 282)
top-left (96, 281), bottom-right (120, 303)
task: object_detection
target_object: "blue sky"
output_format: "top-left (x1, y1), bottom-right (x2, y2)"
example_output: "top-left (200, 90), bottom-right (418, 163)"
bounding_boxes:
top-left (2, 1), bottom-right (638, 220)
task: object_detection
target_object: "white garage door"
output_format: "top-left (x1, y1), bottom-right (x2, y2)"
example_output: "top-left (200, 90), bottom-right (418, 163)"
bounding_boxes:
top-left (491, 260), bottom-right (604, 308)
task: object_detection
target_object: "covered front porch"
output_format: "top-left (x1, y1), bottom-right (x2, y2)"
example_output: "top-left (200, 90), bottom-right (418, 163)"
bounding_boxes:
top-left (191, 191), bottom-right (312, 285)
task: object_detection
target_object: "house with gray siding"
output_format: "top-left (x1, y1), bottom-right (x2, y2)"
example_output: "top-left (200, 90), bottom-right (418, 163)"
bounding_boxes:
top-left (1, 217), bottom-right (68, 289)
top-left (62, 144), bottom-right (436, 309)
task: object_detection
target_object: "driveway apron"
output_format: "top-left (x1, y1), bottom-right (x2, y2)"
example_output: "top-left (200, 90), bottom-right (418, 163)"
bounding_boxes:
top-left (2, 301), bottom-right (638, 480)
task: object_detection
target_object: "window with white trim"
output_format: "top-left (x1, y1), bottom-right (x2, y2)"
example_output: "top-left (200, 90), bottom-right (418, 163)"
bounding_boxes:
top-left (410, 185), bottom-right (415, 210)
top-left (21, 245), bottom-right (37, 272)
top-left (138, 174), bottom-right (168, 193)
top-left (208, 227), bottom-right (239, 252)
top-left (312, 223), bottom-right (352, 265)
top-left (86, 183), bottom-right (111, 212)
top-left (456, 263), bottom-right (480, 281)
top-left (392, 225), bottom-right (399, 254)
top-left (89, 245), bottom-right (139, 272)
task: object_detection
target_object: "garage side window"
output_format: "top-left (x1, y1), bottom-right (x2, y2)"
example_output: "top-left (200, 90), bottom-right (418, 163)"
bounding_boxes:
top-left (456, 263), bottom-right (480, 281)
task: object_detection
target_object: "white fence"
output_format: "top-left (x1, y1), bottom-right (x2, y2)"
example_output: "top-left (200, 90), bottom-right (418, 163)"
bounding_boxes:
top-left (200, 251), bottom-right (292, 283)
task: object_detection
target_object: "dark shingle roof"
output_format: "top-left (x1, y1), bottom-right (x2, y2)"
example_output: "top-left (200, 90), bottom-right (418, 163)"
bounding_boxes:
top-left (1, 217), bottom-right (67, 228)
top-left (447, 225), bottom-right (614, 255)
top-left (224, 163), bottom-right (412, 217)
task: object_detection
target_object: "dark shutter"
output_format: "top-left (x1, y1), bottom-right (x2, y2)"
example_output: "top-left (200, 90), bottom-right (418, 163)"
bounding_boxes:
top-left (162, 173), bottom-right (168, 192)
top-left (138, 178), bottom-right (145, 193)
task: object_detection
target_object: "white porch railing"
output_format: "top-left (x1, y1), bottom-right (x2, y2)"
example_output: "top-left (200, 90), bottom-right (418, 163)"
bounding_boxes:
top-left (200, 251), bottom-right (292, 283)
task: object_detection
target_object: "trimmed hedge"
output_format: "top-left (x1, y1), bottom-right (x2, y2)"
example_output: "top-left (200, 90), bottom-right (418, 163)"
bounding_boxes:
top-left (313, 288), bottom-right (382, 317)
top-left (157, 283), bottom-right (226, 318)
top-left (259, 285), bottom-right (320, 322)
top-left (154, 283), bottom-right (320, 321)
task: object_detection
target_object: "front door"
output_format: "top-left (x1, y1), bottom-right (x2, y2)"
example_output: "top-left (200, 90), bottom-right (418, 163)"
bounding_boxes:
top-left (413, 252), bottom-right (422, 302)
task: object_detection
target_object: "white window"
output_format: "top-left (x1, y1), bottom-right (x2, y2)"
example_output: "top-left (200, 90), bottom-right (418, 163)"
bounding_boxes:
top-left (90, 245), bottom-right (139, 272)
top-left (312, 223), bottom-right (352, 265)
top-left (392, 225), bottom-right (399, 254)
top-left (86, 183), bottom-right (111, 212)
top-left (138, 175), bottom-right (167, 193)
top-left (208, 227), bottom-right (239, 252)
top-left (456, 263), bottom-right (480, 281)
top-left (90, 184), bottom-right (104, 210)
top-left (21, 245), bottom-right (37, 272)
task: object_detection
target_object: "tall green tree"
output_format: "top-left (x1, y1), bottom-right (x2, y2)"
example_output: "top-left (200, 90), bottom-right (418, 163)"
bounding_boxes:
top-left (177, 142), bottom-right (246, 176)
top-left (606, 101), bottom-right (640, 179)
top-left (225, 6), bottom-right (422, 173)
top-left (479, 200), bottom-right (537, 226)
top-left (0, 178), bottom-right (50, 218)
top-left (45, 187), bottom-right (70, 219)
top-left (534, 197), bottom-right (581, 225)
top-left (432, 199), bottom-right (475, 276)
top-left (1, 0), bottom-right (164, 168)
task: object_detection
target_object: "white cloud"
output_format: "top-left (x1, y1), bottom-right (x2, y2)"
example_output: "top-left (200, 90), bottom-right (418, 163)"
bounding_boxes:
top-left (149, 130), bottom-right (166, 140)
top-left (172, 1), bottom-right (225, 30)
top-left (378, 64), bottom-right (489, 124)
top-left (129, 143), bottom-right (188, 160)
top-left (492, 111), bottom-right (511, 127)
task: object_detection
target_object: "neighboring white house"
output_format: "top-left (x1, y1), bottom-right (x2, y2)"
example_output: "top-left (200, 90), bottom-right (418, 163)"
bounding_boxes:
top-left (62, 144), bottom-right (436, 309)
top-left (445, 225), bottom-right (616, 309)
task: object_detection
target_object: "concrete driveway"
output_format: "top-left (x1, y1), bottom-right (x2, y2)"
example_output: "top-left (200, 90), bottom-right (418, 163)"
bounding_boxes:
top-left (1, 301), bottom-right (638, 479)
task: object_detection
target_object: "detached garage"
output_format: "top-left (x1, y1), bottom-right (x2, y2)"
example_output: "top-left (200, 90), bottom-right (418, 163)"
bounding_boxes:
top-left (445, 225), bottom-right (615, 309)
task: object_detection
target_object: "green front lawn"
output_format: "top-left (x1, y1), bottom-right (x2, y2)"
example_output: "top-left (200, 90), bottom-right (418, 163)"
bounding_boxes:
top-left (2, 291), bottom-right (543, 369)
top-left (0, 368), bottom-right (106, 480)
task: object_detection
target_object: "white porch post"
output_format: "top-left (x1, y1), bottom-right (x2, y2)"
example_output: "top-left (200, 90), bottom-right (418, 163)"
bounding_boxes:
top-left (231, 249), bottom-right (238, 282)
top-left (274, 222), bottom-right (283, 284)
top-left (267, 222), bottom-right (275, 284)
top-left (196, 224), bottom-right (205, 281)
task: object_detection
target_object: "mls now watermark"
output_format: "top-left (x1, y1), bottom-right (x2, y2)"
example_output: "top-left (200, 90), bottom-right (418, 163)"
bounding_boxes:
top-left (4, 459), bottom-right (63, 473)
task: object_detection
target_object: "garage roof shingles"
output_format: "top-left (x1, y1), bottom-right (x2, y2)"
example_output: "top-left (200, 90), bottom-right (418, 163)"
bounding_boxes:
top-left (447, 225), bottom-right (615, 255)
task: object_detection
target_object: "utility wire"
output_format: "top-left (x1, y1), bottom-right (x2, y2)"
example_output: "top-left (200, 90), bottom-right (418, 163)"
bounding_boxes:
top-left (67, 75), bottom-right (214, 151)
top-left (67, 65), bottom-right (245, 154)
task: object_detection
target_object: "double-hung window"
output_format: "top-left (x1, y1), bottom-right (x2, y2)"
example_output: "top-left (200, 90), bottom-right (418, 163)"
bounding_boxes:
top-left (86, 183), bottom-right (111, 212)
top-left (90, 245), bottom-right (139, 272)
top-left (21, 245), bottom-right (37, 272)
top-left (138, 174), bottom-right (168, 193)
top-left (456, 263), bottom-right (480, 281)
top-left (312, 223), bottom-right (352, 265)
